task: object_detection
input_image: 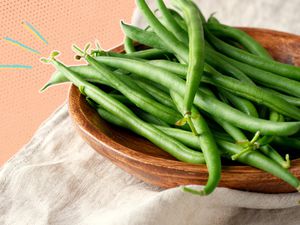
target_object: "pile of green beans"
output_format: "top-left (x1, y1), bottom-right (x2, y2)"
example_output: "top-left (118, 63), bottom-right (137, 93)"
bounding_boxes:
top-left (41, 0), bottom-right (300, 195)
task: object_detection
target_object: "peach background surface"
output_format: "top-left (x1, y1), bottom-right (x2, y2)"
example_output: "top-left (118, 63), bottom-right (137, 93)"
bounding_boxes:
top-left (0, 0), bottom-right (135, 165)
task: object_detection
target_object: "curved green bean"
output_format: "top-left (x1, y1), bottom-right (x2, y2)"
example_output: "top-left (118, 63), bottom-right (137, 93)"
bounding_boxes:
top-left (262, 88), bottom-right (300, 107)
top-left (171, 0), bottom-right (205, 121)
top-left (121, 22), bottom-right (169, 51)
top-left (156, 0), bottom-right (188, 43)
top-left (124, 36), bottom-right (135, 53)
top-left (218, 89), bottom-right (258, 117)
top-left (170, 90), bottom-right (221, 195)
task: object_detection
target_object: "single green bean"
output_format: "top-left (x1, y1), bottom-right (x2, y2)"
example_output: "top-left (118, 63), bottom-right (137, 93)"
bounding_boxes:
top-left (169, 8), bottom-right (187, 31)
top-left (170, 90), bottom-right (221, 195)
top-left (218, 89), bottom-right (258, 117)
top-left (273, 137), bottom-right (300, 150)
top-left (41, 65), bottom-right (153, 99)
top-left (121, 22), bottom-right (169, 51)
top-left (259, 145), bottom-right (290, 168)
top-left (108, 93), bottom-right (134, 106)
top-left (125, 48), bottom-right (171, 59)
top-left (156, 0), bottom-right (188, 44)
top-left (124, 36), bottom-right (135, 53)
top-left (133, 108), bottom-right (170, 127)
top-left (262, 88), bottom-right (300, 106)
top-left (171, 0), bottom-right (205, 121)
top-left (97, 107), bottom-right (127, 127)
top-left (134, 79), bottom-right (176, 108)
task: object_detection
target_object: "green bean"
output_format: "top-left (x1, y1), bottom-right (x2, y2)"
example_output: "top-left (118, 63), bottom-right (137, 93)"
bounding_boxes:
top-left (121, 22), bottom-right (299, 100)
top-left (133, 108), bottom-right (170, 127)
top-left (124, 37), bottom-right (135, 53)
top-left (205, 29), bottom-right (300, 81)
top-left (95, 56), bottom-right (300, 136)
top-left (108, 94), bottom-right (134, 106)
top-left (212, 115), bottom-right (247, 142)
top-left (217, 90), bottom-right (230, 105)
top-left (43, 52), bottom-right (205, 164)
top-left (259, 145), bottom-right (290, 168)
top-left (170, 0), bottom-right (205, 123)
top-left (273, 137), bottom-right (300, 150)
top-left (156, 0), bottom-right (188, 44)
top-left (262, 88), bottom-right (300, 107)
top-left (149, 60), bottom-right (187, 77)
top-left (218, 89), bottom-right (258, 117)
top-left (121, 22), bottom-right (169, 51)
top-left (90, 67), bottom-right (182, 126)
top-left (270, 111), bottom-right (285, 123)
top-left (207, 20), bottom-right (272, 59)
top-left (136, 0), bottom-right (188, 62)
top-left (97, 107), bottom-right (127, 128)
top-left (40, 65), bottom-right (109, 91)
top-left (41, 65), bottom-right (153, 99)
top-left (156, 125), bottom-right (234, 144)
top-left (150, 56), bottom-right (255, 91)
top-left (170, 90), bottom-right (221, 195)
top-left (98, 107), bottom-right (227, 148)
top-left (125, 48), bottom-right (172, 59)
top-left (169, 8), bottom-right (187, 31)
top-left (153, 125), bottom-right (293, 177)
top-left (134, 79), bottom-right (176, 108)
top-left (104, 46), bottom-right (172, 60)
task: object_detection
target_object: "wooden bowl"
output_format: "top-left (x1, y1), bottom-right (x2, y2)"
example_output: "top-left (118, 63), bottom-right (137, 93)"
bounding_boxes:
top-left (69, 28), bottom-right (300, 193)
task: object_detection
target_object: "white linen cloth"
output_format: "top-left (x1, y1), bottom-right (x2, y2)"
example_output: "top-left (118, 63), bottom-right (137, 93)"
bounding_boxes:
top-left (1, 1), bottom-right (300, 224)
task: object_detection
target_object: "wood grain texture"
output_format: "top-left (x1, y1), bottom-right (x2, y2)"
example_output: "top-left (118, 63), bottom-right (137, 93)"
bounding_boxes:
top-left (68, 28), bottom-right (300, 193)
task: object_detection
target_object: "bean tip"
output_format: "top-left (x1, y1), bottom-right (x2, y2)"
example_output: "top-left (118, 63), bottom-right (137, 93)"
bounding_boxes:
top-left (181, 186), bottom-right (206, 196)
